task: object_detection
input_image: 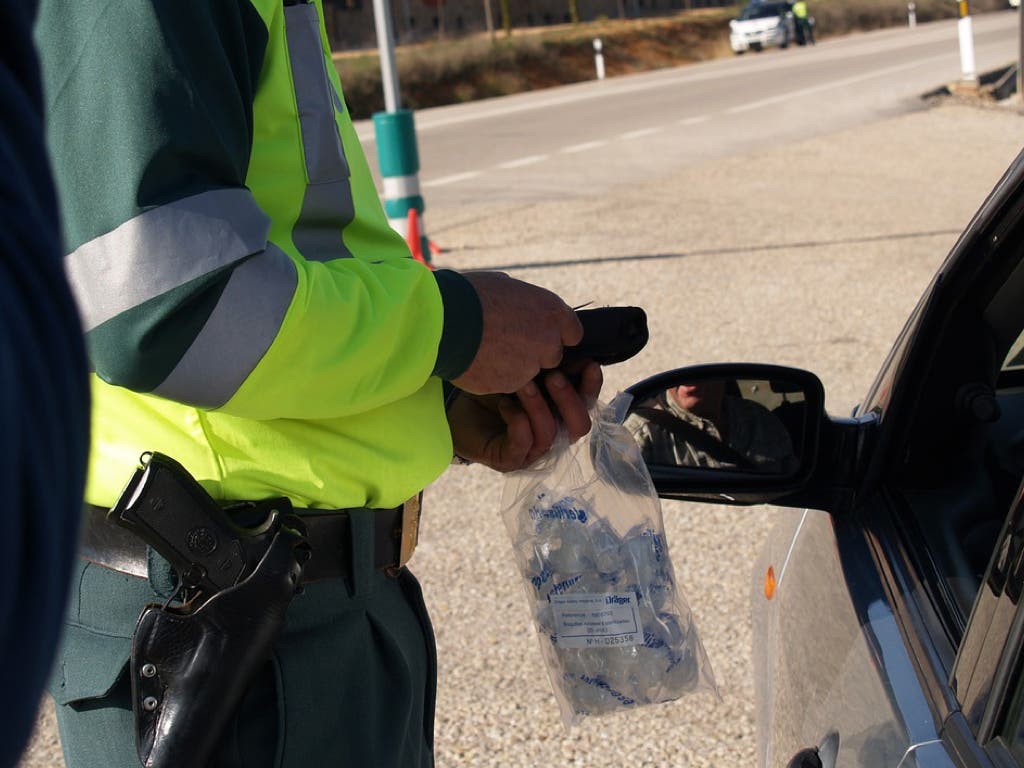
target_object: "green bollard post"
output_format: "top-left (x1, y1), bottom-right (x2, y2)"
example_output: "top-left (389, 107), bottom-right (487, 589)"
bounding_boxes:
top-left (373, 109), bottom-right (430, 263)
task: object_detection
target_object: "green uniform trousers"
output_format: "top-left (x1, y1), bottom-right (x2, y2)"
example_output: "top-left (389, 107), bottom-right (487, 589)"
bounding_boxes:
top-left (49, 509), bottom-right (436, 767)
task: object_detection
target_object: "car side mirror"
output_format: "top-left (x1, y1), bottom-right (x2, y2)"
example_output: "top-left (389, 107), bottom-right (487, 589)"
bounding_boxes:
top-left (622, 363), bottom-right (826, 505)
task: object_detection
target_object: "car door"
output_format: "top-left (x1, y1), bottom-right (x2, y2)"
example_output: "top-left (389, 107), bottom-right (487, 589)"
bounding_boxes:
top-left (846, 147), bottom-right (1024, 768)
top-left (625, 146), bottom-right (1024, 767)
top-left (949, 475), bottom-right (1024, 767)
top-left (766, 215), bottom-right (1024, 766)
top-left (770, 298), bottom-right (1024, 768)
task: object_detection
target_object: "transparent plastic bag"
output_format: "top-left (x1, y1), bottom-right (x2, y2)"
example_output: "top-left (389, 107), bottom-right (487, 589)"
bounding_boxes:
top-left (501, 397), bottom-right (718, 727)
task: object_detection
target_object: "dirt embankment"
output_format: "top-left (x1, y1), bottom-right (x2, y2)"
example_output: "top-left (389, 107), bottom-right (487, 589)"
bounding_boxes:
top-left (336, 0), bottom-right (1009, 120)
top-left (337, 10), bottom-right (734, 118)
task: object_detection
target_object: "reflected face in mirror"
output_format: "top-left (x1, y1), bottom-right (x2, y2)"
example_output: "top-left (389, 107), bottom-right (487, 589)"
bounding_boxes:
top-left (626, 377), bottom-right (805, 476)
top-left (667, 381), bottom-right (726, 420)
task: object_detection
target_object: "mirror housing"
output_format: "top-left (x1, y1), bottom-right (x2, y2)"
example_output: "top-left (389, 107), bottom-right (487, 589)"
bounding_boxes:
top-left (623, 363), bottom-right (828, 506)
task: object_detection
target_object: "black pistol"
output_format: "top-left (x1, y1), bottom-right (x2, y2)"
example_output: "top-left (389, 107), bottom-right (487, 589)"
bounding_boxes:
top-left (107, 451), bottom-right (297, 598)
top-left (109, 452), bottom-right (309, 768)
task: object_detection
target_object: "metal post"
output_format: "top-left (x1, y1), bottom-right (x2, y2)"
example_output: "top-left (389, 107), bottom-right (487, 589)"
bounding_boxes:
top-left (483, 0), bottom-right (494, 41)
top-left (372, 0), bottom-right (401, 111)
top-left (371, 0), bottom-right (432, 261)
top-left (957, 0), bottom-right (977, 85)
top-left (907, 2), bottom-right (916, 28)
top-left (593, 38), bottom-right (606, 80)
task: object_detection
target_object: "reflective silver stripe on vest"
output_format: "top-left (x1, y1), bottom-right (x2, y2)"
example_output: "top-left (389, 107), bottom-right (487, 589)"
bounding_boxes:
top-left (285, 4), bottom-right (354, 261)
top-left (64, 188), bottom-right (271, 331)
top-left (151, 244), bottom-right (297, 408)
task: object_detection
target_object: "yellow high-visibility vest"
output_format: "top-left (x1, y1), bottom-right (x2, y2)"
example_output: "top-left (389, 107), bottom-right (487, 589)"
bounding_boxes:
top-left (38, 0), bottom-right (459, 509)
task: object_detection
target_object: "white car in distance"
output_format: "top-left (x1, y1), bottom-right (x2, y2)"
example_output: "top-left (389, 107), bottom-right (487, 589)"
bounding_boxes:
top-left (729, 1), bottom-right (797, 54)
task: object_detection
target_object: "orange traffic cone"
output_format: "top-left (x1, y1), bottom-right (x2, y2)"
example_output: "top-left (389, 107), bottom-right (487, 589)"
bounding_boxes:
top-left (405, 209), bottom-right (433, 269)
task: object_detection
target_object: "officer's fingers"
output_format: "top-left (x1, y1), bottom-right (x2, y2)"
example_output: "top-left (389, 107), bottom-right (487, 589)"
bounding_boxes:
top-left (539, 310), bottom-right (578, 370)
top-left (496, 397), bottom-right (534, 471)
top-left (538, 346), bottom-right (564, 374)
top-left (545, 371), bottom-right (592, 442)
top-left (516, 381), bottom-right (558, 464)
top-left (579, 361), bottom-right (604, 405)
top-left (558, 306), bottom-right (584, 347)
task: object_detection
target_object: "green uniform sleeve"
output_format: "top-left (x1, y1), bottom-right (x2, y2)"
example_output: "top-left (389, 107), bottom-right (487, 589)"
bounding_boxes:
top-left (37, 0), bottom-right (481, 420)
top-left (432, 269), bottom-right (482, 381)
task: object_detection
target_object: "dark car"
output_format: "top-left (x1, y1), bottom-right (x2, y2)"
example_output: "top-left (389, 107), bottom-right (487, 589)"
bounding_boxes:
top-left (623, 147), bottom-right (1024, 767)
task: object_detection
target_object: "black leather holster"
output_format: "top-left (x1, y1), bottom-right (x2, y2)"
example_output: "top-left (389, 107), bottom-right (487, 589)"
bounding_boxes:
top-left (129, 522), bottom-right (307, 768)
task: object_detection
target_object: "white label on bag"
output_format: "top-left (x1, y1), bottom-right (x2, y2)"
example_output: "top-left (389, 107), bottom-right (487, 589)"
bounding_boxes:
top-left (550, 593), bottom-right (643, 648)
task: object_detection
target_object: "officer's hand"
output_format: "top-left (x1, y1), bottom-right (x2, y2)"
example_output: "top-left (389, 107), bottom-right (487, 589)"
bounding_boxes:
top-left (451, 272), bottom-right (583, 396)
top-left (447, 362), bottom-right (603, 472)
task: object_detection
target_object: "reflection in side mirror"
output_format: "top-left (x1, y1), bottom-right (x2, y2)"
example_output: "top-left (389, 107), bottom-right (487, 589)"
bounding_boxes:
top-left (623, 364), bottom-right (828, 506)
top-left (625, 376), bottom-right (805, 476)
top-left (625, 376), bottom-right (805, 477)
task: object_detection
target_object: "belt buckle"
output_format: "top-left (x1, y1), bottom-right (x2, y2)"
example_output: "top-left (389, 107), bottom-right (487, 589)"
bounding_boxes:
top-left (398, 493), bottom-right (422, 569)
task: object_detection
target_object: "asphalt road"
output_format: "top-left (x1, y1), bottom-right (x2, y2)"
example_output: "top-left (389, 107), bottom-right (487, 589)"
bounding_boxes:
top-left (18, 21), bottom-right (1024, 768)
top-left (356, 11), bottom-right (1021, 210)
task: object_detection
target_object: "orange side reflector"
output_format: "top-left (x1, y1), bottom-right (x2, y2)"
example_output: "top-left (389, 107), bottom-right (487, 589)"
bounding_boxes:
top-left (764, 566), bottom-right (777, 600)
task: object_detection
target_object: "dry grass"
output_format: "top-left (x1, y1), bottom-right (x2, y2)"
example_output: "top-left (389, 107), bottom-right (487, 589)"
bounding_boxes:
top-left (813, 0), bottom-right (1005, 33)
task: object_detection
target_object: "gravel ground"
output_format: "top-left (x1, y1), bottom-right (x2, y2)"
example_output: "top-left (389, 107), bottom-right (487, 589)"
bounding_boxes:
top-left (19, 99), bottom-right (1024, 767)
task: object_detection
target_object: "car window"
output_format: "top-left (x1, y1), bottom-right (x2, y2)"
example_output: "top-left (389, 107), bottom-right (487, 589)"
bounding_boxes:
top-left (980, 340), bottom-right (1024, 762)
top-left (948, 476), bottom-right (1024, 765)
top-left (1004, 333), bottom-right (1024, 371)
top-left (943, 188), bottom-right (1024, 756)
top-left (739, 4), bottom-right (786, 20)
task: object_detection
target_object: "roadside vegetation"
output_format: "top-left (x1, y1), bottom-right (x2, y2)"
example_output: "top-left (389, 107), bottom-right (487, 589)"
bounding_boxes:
top-left (336, 0), bottom-right (1010, 119)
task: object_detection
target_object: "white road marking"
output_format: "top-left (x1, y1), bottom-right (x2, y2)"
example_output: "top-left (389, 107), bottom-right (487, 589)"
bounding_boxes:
top-left (726, 50), bottom-right (952, 114)
top-left (421, 114), bottom-right (712, 186)
top-left (422, 171), bottom-right (482, 187)
top-left (408, 51), bottom-right (952, 189)
top-left (410, 30), bottom-right (994, 189)
top-left (497, 154), bottom-right (548, 169)
top-left (561, 140), bottom-right (608, 154)
top-left (619, 127), bottom-right (663, 140)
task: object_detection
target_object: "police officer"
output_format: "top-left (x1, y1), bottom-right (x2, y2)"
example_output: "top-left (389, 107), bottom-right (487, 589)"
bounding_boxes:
top-left (0, 3), bottom-right (90, 766)
top-left (34, 1), bottom-right (601, 766)
top-left (792, 0), bottom-right (815, 45)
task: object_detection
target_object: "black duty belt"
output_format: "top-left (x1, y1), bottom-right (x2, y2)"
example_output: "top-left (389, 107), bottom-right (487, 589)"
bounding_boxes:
top-left (80, 496), bottom-right (422, 583)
